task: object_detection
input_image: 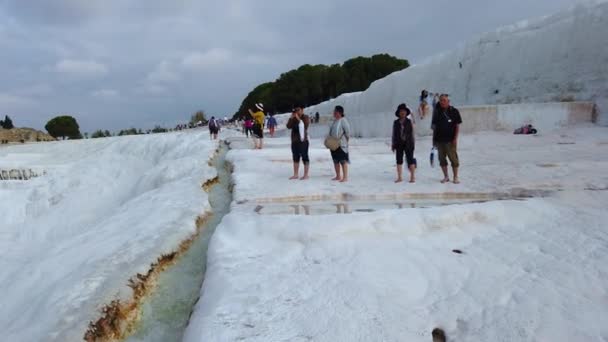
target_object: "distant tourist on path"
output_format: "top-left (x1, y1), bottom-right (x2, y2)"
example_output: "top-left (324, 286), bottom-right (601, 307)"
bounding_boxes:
top-left (432, 93), bottom-right (440, 108)
top-left (327, 105), bottom-right (351, 183)
top-left (248, 103), bottom-right (265, 149)
top-left (244, 117), bottom-right (254, 137)
top-left (208, 116), bottom-right (220, 140)
top-left (267, 114), bottom-right (277, 137)
top-left (418, 89), bottom-right (430, 120)
top-left (391, 103), bottom-right (416, 183)
top-left (286, 107), bottom-right (311, 180)
top-left (315, 112), bottom-right (320, 123)
top-left (432, 94), bottom-right (462, 184)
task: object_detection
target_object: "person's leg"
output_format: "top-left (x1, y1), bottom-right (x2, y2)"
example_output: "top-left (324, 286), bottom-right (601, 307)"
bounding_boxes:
top-left (395, 164), bottom-right (403, 183)
top-left (333, 163), bottom-right (341, 180)
top-left (395, 145), bottom-right (404, 183)
top-left (291, 162), bottom-right (300, 180)
top-left (437, 143), bottom-right (450, 183)
top-left (300, 141), bottom-right (310, 180)
top-left (447, 143), bottom-right (460, 183)
top-left (406, 148), bottom-right (416, 183)
top-left (290, 143), bottom-right (300, 179)
top-left (331, 150), bottom-right (341, 180)
top-left (340, 161), bottom-right (349, 182)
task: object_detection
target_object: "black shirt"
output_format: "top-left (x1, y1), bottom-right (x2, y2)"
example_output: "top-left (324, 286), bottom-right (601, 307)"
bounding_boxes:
top-left (432, 106), bottom-right (462, 143)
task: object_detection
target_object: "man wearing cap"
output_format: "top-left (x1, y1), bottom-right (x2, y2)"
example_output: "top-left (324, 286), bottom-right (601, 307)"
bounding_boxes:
top-left (431, 94), bottom-right (462, 184)
top-left (248, 103), bottom-right (266, 149)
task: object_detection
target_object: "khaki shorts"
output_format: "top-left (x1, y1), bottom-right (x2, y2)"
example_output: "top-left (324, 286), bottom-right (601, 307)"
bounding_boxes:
top-left (436, 142), bottom-right (459, 167)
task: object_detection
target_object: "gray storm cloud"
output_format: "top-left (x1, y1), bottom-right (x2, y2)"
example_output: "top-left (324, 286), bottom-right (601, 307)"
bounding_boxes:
top-left (0, 0), bottom-right (583, 131)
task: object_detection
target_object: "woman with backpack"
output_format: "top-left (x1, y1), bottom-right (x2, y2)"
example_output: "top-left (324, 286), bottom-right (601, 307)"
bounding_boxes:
top-left (208, 116), bottom-right (220, 140)
top-left (392, 103), bottom-right (417, 183)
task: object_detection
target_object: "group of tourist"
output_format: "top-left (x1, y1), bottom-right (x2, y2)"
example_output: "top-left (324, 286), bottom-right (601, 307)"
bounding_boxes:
top-left (285, 94), bottom-right (461, 184)
top-left (240, 94), bottom-right (461, 184)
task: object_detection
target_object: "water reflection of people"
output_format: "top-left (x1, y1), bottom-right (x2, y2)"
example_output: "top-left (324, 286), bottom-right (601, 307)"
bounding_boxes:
top-left (289, 204), bottom-right (311, 215)
top-left (396, 202), bottom-right (417, 209)
top-left (302, 205), bottom-right (311, 216)
top-left (335, 203), bottom-right (351, 214)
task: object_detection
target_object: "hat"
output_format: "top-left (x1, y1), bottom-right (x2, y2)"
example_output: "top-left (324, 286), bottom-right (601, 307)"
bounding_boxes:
top-left (255, 103), bottom-right (264, 111)
top-left (395, 103), bottom-right (411, 117)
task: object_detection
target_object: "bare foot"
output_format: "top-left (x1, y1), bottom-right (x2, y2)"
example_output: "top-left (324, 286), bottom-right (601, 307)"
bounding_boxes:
top-left (409, 178), bottom-right (415, 183)
top-left (331, 177), bottom-right (341, 181)
top-left (453, 178), bottom-right (460, 184)
top-left (300, 175), bottom-right (309, 180)
top-left (340, 178), bottom-right (348, 183)
top-left (395, 178), bottom-right (403, 183)
top-left (289, 175), bottom-right (298, 180)
top-left (441, 178), bottom-right (450, 184)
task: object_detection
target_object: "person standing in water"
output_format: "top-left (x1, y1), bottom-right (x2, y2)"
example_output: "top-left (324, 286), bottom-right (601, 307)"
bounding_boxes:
top-left (432, 94), bottom-right (462, 184)
top-left (248, 103), bottom-right (265, 149)
top-left (328, 105), bottom-right (351, 183)
top-left (391, 104), bottom-right (416, 183)
top-left (286, 106), bottom-right (311, 180)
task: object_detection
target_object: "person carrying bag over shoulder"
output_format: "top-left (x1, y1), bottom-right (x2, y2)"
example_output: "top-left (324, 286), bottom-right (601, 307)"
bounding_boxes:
top-left (326, 106), bottom-right (351, 182)
top-left (324, 120), bottom-right (342, 151)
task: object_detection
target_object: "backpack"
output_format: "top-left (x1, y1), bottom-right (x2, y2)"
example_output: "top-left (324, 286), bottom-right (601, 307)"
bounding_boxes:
top-left (209, 119), bottom-right (217, 129)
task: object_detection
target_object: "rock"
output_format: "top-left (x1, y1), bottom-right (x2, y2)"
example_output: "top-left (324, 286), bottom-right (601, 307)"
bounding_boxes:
top-left (0, 127), bottom-right (56, 144)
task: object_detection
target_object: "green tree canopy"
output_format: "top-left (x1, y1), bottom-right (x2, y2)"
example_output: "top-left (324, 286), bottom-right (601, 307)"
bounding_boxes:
top-left (190, 111), bottom-right (207, 125)
top-left (234, 53), bottom-right (409, 119)
top-left (91, 130), bottom-right (112, 138)
top-left (45, 115), bottom-right (81, 140)
top-left (0, 115), bottom-right (14, 129)
top-left (117, 128), bottom-right (139, 136)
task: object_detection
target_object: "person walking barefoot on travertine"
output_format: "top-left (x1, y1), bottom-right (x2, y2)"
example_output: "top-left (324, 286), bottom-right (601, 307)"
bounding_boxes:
top-left (391, 103), bottom-right (417, 183)
top-left (286, 106), bottom-right (311, 180)
top-left (432, 94), bottom-right (462, 184)
top-left (327, 106), bottom-right (351, 183)
top-left (248, 103), bottom-right (265, 149)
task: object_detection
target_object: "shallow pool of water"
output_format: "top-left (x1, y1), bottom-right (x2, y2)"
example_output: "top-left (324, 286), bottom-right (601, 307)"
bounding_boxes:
top-left (240, 196), bottom-right (528, 216)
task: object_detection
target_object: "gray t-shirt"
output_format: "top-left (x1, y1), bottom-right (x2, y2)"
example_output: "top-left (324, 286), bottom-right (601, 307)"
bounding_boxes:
top-left (329, 118), bottom-right (351, 153)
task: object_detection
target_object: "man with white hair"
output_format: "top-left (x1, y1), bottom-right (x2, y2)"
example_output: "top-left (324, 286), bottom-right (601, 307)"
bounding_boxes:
top-left (431, 94), bottom-right (462, 184)
top-left (248, 103), bottom-right (266, 149)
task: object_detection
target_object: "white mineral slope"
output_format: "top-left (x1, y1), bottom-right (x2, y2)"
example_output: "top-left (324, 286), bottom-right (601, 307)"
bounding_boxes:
top-left (297, 1), bottom-right (608, 130)
top-left (0, 130), bottom-right (218, 341)
top-left (184, 126), bottom-right (608, 341)
top-left (184, 192), bottom-right (608, 342)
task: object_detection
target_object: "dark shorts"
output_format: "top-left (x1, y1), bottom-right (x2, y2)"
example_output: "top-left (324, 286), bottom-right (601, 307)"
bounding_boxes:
top-left (436, 142), bottom-right (459, 167)
top-left (209, 127), bottom-right (219, 134)
top-left (395, 144), bottom-right (416, 167)
top-left (291, 141), bottom-right (310, 164)
top-left (331, 147), bottom-right (349, 164)
top-left (252, 124), bottom-right (263, 139)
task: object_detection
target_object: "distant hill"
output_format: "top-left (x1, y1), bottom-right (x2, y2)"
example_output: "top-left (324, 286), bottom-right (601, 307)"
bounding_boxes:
top-left (0, 128), bottom-right (56, 144)
top-left (235, 54), bottom-right (409, 118)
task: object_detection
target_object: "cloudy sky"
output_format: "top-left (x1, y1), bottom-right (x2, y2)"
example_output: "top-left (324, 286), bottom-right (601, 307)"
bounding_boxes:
top-left (0, 0), bottom-right (581, 132)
